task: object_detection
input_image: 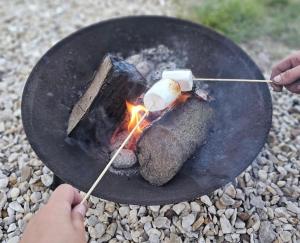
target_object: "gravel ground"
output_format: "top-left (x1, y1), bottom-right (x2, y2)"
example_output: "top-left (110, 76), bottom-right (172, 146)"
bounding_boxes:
top-left (0, 1), bottom-right (299, 243)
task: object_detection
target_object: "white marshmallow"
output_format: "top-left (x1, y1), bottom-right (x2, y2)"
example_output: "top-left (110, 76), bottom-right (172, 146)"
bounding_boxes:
top-left (162, 69), bottom-right (194, 91)
top-left (144, 78), bottom-right (181, 112)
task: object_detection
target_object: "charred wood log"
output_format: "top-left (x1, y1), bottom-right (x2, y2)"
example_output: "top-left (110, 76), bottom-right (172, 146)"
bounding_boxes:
top-left (137, 97), bottom-right (214, 186)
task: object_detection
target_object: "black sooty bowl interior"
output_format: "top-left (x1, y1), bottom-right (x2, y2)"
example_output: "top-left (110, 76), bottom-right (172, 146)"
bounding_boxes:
top-left (22, 16), bottom-right (272, 205)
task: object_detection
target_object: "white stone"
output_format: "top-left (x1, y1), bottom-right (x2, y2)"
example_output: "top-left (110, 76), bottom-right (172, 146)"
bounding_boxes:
top-left (41, 174), bottom-right (53, 187)
top-left (153, 216), bottom-right (170, 229)
top-left (0, 175), bottom-right (8, 188)
top-left (9, 201), bottom-right (24, 213)
top-left (190, 202), bottom-right (201, 212)
top-left (172, 203), bottom-right (185, 215)
top-left (10, 188), bottom-right (20, 199)
top-left (220, 215), bottom-right (232, 234)
top-left (7, 236), bottom-right (20, 243)
top-left (149, 205), bottom-right (160, 212)
top-left (200, 195), bottom-right (212, 206)
top-left (181, 214), bottom-right (195, 230)
top-left (118, 206), bottom-right (129, 218)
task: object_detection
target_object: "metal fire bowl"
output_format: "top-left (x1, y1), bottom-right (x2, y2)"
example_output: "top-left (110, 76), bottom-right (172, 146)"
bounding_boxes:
top-left (22, 16), bottom-right (272, 205)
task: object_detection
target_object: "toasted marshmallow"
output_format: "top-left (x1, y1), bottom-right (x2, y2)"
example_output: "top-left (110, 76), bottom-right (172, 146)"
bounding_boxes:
top-left (162, 69), bottom-right (193, 91)
top-left (144, 78), bottom-right (181, 112)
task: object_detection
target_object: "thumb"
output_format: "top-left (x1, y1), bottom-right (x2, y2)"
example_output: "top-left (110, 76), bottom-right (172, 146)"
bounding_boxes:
top-left (71, 203), bottom-right (87, 229)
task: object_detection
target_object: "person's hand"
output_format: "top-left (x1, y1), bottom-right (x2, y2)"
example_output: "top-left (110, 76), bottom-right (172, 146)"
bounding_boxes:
top-left (20, 184), bottom-right (87, 243)
top-left (270, 51), bottom-right (300, 94)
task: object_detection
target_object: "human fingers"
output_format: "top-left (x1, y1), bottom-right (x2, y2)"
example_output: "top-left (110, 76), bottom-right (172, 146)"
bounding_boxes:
top-left (48, 184), bottom-right (82, 208)
top-left (71, 204), bottom-right (87, 229)
top-left (271, 51), bottom-right (300, 79)
top-left (273, 65), bottom-right (300, 86)
top-left (285, 80), bottom-right (300, 94)
top-left (270, 82), bottom-right (283, 92)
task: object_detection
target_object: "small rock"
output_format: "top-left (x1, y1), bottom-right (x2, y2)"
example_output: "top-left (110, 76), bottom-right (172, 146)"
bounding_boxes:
top-left (7, 236), bottom-right (20, 243)
top-left (279, 231), bottom-right (292, 242)
top-left (118, 206), bottom-right (129, 218)
top-left (208, 205), bottom-right (216, 214)
top-left (286, 201), bottom-right (300, 214)
top-left (224, 184), bottom-right (236, 198)
top-left (173, 203), bottom-right (186, 215)
top-left (105, 202), bottom-right (115, 213)
top-left (149, 205), bottom-right (160, 213)
top-left (170, 233), bottom-right (182, 243)
top-left (164, 209), bottom-right (176, 219)
top-left (20, 166), bottom-right (31, 182)
top-left (259, 221), bottom-right (276, 243)
top-left (41, 174), bottom-right (53, 187)
top-left (106, 222), bottom-right (117, 236)
top-left (220, 215), bottom-right (232, 234)
top-left (7, 223), bottom-right (17, 232)
top-left (9, 201), bottom-right (24, 213)
top-left (181, 214), bottom-right (195, 230)
top-left (0, 175), bottom-right (8, 188)
top-left (247, 214), bottom-right (260, 231)
top-left (111, 149), bottom-right (137, 169)
top-left (258, 170), bottom-right (268, 181)
top-left (87, 215), bottom-right (98, 226)
top-left (30, 191), bottom-right (41, 203)
top-left (237, 212), bottom-right (250, 221)
top-left (95, 222), bottom-right (106, 238)
top-left (98, 233), bottom-right (112, 243)
top-left (10, 188), bottom-right (20, 199)
top-left (192, 216), bottom-right (204, 230)
top-left (153, 216), bottom-right (170, 229)
top-left (0, 191), bottom-right (7, 210)
top-left (220, 193), bottom-right (235, 206)
top-left (234, 219), bottom-right (245, 229)
top-left (190, 202), bottom-right (201, 212)
top-left (250, 195), bottom-right (265, 209)
top-left (200, 195), bottom-right (212, 206)
top-left (225, 208), bottom-right (235, 219)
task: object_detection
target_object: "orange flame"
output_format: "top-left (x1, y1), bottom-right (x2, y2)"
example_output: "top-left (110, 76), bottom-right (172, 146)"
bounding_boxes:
top-left (126, 101), bottom-right (150, 133)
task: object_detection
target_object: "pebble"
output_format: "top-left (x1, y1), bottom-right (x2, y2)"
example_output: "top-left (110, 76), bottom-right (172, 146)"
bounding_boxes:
top-left (190, 202), bottom-right (201, 212)
top-left (258, 170), bottom-right (268, 181)
top-left (200, 195), bottom-right (212, 206)
top-left (119, 206), bottom-right (130, 218)
top-left (0, 175), bottom-right (8, 188)
top-left (9, 201), bottom-right (24, 213)
top-left (220, 215), bottom-right (232, 234)
top-left (9, 188), bottom-right (20, 199)
top-left (192, 216), bottom-right (204, 230)
top-left (0, 192), bottom-right (7, 210)
top-left (224, 184), bottom-right (236, 198)
top-left (250, 195), bottom-right (265, 209)
top-left (111, 149), bottom-right (137, 169)
top-left (181, 214), bottom-right (196, 230)
top-left (106, 222), bottom-right (117, 236)
top-left (220, 193), bottom-right (235, 206)
top-left (149, 205), bottom-right (160, 213)
top-left (95, 223), bottom-right (106, 238)
top-left (7, 236), bottom-right (20, 243)
top-left (279, 231), bottom-right (292, 242)
top-left (173, 203), bottom-right (186, 215)
top-left (30, 191), bottom-right (41, 203)
top-left (286, 201), bottom-right (300, 214)
top-left (87, 215), bottom-right (98, 227)
top-left (153, 216), bottom-right (170, 229)
top-left (41, 174), bottom-right (53, 187)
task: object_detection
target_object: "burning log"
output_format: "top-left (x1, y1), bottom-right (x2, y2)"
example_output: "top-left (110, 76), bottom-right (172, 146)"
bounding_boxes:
top-left (67, 54), bottom-right (147, 135)
top-left (137, 96), bottom-right (214, 186)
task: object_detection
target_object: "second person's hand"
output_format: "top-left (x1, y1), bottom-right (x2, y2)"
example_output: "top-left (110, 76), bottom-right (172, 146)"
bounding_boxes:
top-left (270, 51), bottom-right (300, 94)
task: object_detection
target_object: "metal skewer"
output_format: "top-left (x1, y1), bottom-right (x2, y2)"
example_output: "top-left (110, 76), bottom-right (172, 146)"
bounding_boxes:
top-left (80, 110), bottom-right (149, 204)
top-left (194, 78), bottom-right (272, 83)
